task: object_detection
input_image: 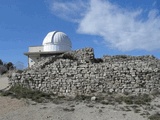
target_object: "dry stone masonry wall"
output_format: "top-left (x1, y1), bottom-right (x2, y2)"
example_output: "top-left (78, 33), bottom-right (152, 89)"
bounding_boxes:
top-left (9, 48), bottom-right (160, 97)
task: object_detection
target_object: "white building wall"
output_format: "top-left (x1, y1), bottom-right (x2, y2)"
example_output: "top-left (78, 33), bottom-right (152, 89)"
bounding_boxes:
top-left (29, 46), bottom-right (43, 52)
top-left (43, 44), bottom-right (71, 52)
top-left (28, 54), bottom-right (40, 67)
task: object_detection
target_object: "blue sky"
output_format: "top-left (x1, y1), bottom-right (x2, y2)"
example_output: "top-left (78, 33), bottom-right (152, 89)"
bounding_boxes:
top-left (0, 0), bottom-right (160, 68)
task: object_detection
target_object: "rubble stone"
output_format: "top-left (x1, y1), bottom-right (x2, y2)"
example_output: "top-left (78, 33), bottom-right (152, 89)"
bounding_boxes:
top-left (9, 48), bottom-right (160, 96)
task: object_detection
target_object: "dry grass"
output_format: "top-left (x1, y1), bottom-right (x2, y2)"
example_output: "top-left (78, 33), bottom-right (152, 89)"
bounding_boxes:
top-left (1, 85), bottom-right (52, 103)
top-left (149, 112), bottom-right (160, 120)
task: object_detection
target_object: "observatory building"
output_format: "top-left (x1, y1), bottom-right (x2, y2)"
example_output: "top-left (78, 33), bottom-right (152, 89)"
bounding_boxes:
top-left (24, 31), bottom-right (72, 67)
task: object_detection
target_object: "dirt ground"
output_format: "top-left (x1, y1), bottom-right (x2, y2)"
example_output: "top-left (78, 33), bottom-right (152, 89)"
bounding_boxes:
top-left (0, 76), bottom-right (160, 120)
top-left (0, 96), bottom-right (148, 120)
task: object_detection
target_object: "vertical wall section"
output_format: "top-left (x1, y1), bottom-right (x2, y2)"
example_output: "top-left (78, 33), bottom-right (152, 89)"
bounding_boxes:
top-left (9, 48), bottom-right (160, 96)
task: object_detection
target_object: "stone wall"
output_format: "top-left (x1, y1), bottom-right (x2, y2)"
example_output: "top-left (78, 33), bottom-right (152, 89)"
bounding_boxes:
top-left (9, 48), bottom-right (160, 96)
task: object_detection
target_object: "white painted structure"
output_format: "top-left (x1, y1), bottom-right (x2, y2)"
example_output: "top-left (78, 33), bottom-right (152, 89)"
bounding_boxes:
top-left (43, 31), bottom-right (72, 52)
top-left (24, 31), bottom-right (72, 67)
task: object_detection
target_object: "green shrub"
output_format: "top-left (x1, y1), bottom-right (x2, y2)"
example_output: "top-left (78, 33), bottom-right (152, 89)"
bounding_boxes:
top-left (134, 94), bottom-right (152, 105)
top-left (121, 94), bottom-right (152, 105)
top-left (123, 96), bottom-right (134, 104)
top-left (1, 85), bottom-right (52, 103)
top-left (74, 95), bottom-right (92, 101)
top-left (100, 94), bottom-right (152, 105)
top-left (149, 113), bottom-right (160, 120)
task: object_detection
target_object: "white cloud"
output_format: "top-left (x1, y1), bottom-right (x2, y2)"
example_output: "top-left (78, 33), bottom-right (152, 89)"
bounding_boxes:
top-left (49, 0), bottom-right (160, 51)
top-left (49, 0), bottom-right (89, 22)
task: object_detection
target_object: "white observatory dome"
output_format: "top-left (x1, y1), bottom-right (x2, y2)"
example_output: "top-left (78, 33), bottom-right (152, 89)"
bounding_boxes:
top-left (42, 31), bottom-right (72, 52)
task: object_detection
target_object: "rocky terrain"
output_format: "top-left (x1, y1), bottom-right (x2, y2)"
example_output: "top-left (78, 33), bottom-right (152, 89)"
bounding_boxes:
top-left (1, 47), bottom-right (160, 120)
top-left (9, 48), bottom-right (160, 97)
